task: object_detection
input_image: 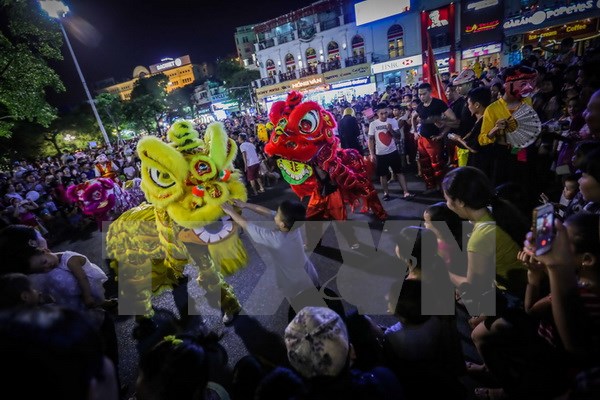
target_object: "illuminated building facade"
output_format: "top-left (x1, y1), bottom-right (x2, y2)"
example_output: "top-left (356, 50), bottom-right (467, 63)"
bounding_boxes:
top-left (98, 55), bottom-right (196, 101)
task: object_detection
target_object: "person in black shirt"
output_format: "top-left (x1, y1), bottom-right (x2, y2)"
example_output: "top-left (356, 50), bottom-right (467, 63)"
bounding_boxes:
top-left (465, 87), bottom-right (493, 171)
top-left (448, 69), bottom-right (477, 167)
top-left (415, 83), bottom-right (458, 194)
top-left (338, 108), bottom-right (363, 153)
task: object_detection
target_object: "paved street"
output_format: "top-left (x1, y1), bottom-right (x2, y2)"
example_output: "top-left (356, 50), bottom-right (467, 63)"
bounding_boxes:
top-left (52, 174), bottom-right (482, 398)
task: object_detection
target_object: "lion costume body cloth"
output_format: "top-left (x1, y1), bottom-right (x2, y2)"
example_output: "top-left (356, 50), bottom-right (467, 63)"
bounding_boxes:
top-left (262, 91), bottom-right (387, 221)
top-left (106, 121), bottom-right (247, 316)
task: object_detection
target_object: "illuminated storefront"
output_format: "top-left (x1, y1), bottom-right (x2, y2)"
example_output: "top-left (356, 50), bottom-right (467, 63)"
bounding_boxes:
top-left (460, 0), bottom-right (504, 70)
top-left (502, 0), bottom-right (600, 65)
top-left (371, 55), bottom-right (422, 90)
top-left (256, 63), bottom-right (374, 110)
top-left (99, 55), bottom-right (195, 101)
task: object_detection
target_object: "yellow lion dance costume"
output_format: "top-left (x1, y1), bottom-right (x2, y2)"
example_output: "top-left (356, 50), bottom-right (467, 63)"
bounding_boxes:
top-left (106, 120), bottom-right (247, 322)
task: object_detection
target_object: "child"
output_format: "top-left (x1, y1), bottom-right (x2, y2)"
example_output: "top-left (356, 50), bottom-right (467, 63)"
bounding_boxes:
top-left (0, 225), bottom-right (111, 314)
top-left (423, 202), bottom-right (465, 274)
top-left (0, 273), bottom-right (43, 309)
top-left (222, 200), bottom-right (343, 320)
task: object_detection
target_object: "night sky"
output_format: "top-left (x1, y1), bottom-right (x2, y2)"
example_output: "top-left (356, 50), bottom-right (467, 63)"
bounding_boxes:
top-left (46, 0), bottom-right (313, 108)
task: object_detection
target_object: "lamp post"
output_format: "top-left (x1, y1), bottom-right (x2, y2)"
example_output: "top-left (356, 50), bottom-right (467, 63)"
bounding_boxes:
top-left (39, 0), bottom-right (112, 150)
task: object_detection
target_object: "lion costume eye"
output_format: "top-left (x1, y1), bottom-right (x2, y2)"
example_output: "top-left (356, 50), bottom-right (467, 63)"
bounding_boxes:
top-left (149, 168), bottom-right (175, 188)
top-left (298, 110), bottom-right (319, 134)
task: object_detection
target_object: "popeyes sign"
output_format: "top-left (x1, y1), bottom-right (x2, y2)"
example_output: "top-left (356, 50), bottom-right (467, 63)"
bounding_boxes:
top-left (504, 0), bottom-right (600, 30)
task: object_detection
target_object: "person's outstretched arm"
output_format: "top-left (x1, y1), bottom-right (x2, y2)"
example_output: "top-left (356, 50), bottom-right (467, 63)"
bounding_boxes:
top-left (232, 199), bottom-right (274, 218)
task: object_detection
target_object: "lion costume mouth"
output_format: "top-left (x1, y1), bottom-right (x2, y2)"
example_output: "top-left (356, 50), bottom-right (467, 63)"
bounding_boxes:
top-left (178, 215), bottom-right (235, 244)
top-left (277, 159), bottom-right (312, 185)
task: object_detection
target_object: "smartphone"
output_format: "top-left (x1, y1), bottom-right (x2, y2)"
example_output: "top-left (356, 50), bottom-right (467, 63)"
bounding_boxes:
top-left (533, 203), bottom-right (555, 256)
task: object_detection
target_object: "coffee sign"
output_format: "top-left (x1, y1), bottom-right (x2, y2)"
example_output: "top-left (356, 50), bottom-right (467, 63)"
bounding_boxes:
top-left (524, 18), bottom-right (599, 44)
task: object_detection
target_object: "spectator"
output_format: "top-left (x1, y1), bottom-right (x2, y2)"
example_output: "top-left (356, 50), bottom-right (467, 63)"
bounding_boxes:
top-left (415, 83), bottom-right (458, 194)
top-left (338, 107), bottom-right (363, 152)
top-left (238, 133), bottom-right (265, 196)
top-left (368, 103), bottom-right (412, 200)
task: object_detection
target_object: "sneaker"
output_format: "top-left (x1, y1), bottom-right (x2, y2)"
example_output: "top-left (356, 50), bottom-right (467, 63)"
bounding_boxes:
top-left (383, 193), bottom-right (391, 201)
top-left (258, 187), bottom-right (265, 193)
top-left (350, 243), bottom-right (360, 250)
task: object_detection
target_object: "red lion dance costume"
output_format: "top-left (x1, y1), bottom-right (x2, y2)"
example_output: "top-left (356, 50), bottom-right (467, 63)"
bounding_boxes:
top-left (263, 91), bottom-right (387, 222)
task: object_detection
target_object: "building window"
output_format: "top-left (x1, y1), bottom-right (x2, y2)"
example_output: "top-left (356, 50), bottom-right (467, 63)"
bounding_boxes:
top-left (327, 41), bottom-right (339, 61)
top-left (242, 36), bottom-right (249, 43)
top-left (285, 53), bottom-right (296, 71)
top-left (266, 59), bottom-right (276, 76)
top-left (351, 35), bottom-right (365, 57)
top-left (305, 47), bottom-right (318, 67)
top-left (387, 24), bottom-right (404, 59)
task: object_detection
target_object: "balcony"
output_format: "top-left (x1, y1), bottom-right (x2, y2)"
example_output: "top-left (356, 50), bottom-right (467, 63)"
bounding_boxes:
top-left (320, 59), bottom-right (341, 73)
top-left (298, 65), bottom-right (319, 78)
top-left (319, 18), bottom-right (340, 32)
top-left (344, 55), bottom-right (367, 67)
top-left (257, 38), bottom-right (275, 50)
top-left (278, 71), bottom-right (297, 82)
top-left (260, 77), bottom-right (277, 86)
top-left (277, 32), bottom-right (295, 45)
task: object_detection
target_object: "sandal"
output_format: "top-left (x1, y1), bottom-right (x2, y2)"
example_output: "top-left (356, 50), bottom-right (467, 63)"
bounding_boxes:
top-left (474, 387), bottom-right (507, 400)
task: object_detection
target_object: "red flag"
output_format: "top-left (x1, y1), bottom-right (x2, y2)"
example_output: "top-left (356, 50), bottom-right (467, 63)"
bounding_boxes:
top-left (425, 31), bottom-right (448, 104)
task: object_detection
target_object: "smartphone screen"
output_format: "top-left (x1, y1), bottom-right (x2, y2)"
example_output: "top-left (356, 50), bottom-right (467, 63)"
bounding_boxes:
top-left (534, 204), bottom-right (555, 256)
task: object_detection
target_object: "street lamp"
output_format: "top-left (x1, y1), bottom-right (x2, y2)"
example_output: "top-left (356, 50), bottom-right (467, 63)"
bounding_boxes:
top-left (39, 0), bottom-right (112, 150)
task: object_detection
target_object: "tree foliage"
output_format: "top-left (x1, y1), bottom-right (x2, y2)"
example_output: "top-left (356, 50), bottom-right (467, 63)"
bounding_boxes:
top-left (96, 92), bottom-right (125, 136)
top-left (125, 74), bottom-right (168, 134)
top-left (227, 69), bottom-right (260, 108)
top-left (0, 0), bottom-right (65, 138)
top-left (166, 84), bottom-right (195, 119)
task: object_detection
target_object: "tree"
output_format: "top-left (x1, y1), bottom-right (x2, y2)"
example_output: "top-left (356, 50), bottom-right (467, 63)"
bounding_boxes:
top-left (215, 58), bottom-right (243, 83)
top-left (125, 74), bottom-right (168, 135)
top-left (95, 92), bottom-right (125, 140)
top-left (226, 69), bottom-right (260, 109)
top-left (0, 0), bottom-right (65, 138)
top-left (166, 84), bottom-right (195, 120)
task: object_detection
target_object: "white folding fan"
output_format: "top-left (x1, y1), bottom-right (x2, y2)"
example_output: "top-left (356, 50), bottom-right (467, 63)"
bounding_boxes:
top-left (504, 104), bottom-right (542, 148)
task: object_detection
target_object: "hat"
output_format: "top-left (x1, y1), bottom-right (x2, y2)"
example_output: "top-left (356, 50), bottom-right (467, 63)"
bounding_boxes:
top-left (284, 307), bottom-right (349, 378)
top-left (453, 69), bottom-right (476, 85)
top-left (343, 107), bottom-right (355, 117)
top-left (95, 154), bottom-right (108, 164)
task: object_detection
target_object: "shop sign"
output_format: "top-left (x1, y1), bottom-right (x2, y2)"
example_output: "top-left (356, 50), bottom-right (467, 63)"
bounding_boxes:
top-left (462, 43), bottom-right (502, 59)
top-left (323, 63), bottom-right (371, 83)
top-left (503, 0), bottom-right (600, 30)
top-left (290, 76), bottom-right (324, 90)
top-left (461, 0), bottom-right (504, 49)
top-left (422, 4), bottom-right (455, 51)
top-left (355, 0), bottom-right (411, 26)
top-left (329, 77), bottom-right (371, 90)
top-left (466, 0), bottom-right (499, 11)
top-left (426, 7), bottom-right (450, 29)
top-left (524, 18), bottom-right (599, 44)
top-left (149, 55), bottom-right (191, 73)
top-left (436, 57), bottom-right (450, 68)
top-left (371, 55), bottom-right (423, 74)
top-left (465, 20), bottom-right (500, 33)
top-left (256, 82), bottom-right (292, 99)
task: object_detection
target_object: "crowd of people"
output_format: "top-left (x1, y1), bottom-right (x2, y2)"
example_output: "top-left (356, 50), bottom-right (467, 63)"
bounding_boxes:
top-left (0, 36), bottom-right (599, 399)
